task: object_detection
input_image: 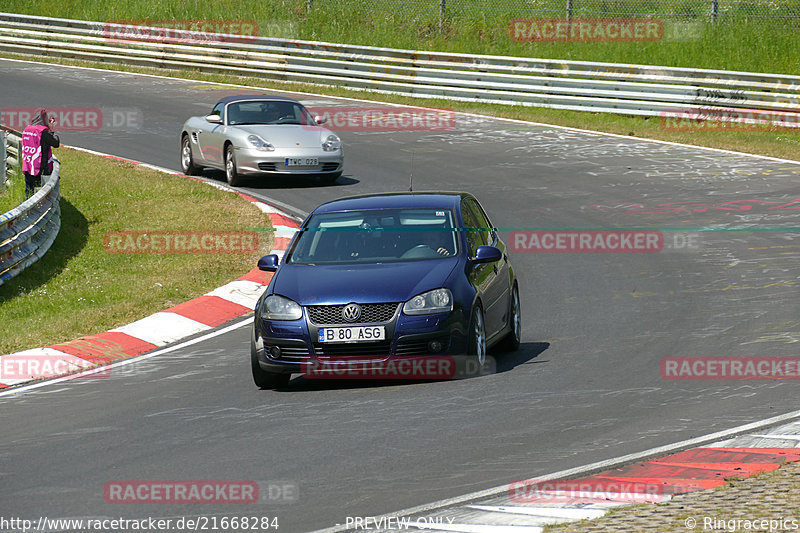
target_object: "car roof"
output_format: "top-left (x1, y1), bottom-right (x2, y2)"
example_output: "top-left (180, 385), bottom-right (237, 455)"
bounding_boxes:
top-left (311, 192), bottom-right (473, 214)
top-left (216, 94), bottom-right (300, 105)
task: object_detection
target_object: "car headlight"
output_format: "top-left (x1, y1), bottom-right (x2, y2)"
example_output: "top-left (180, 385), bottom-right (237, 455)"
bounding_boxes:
top-left (322, 134), bottom-right (341, 152)
top-left (402, 288), bottom-right (453, 316)
top-left (248, 134), bottom-right (275, 151)
top-left (261, 294), bottom-right (303, 320)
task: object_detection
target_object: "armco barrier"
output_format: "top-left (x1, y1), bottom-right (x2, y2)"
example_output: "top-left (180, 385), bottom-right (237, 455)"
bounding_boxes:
top-left (0, 133), bottom-right (61, 286)
top-left (0, 13), bottom-right (798, 122)
top-left (1, 126), bottom-right (21, 189)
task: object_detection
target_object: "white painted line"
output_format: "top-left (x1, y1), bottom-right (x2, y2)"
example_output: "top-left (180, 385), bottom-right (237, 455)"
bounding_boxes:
top-left (407, 523), bottom-right (542, 533)
top-left (205, 280), bottom-right (268, 308)
top-left (111, 312), bottom-right (211, 346)
top-left (311, 407), bottom-right (800, 532)
top-left (466, 505), bottom-right (609, 520)
top-left (0, 318), bottom-right (252, 398)
top-left (6, 56), bottom-right (798, 167)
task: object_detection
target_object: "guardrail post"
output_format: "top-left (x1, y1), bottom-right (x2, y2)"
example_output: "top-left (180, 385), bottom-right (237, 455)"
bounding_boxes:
top-left (711, 0), bottom-right (719, 22)
top-left (1, 131), bottom-right (6, 192)
top-left (439, 0), bottom-right (446, 29)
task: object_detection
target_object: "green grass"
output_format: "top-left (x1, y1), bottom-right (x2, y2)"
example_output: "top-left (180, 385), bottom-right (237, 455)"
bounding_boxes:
top-left (4, 0), bottom-right (800, 73)
top-left (0, 171), bottom-right (25, 214)
top-left (0, 147), bottom-right (274, 354)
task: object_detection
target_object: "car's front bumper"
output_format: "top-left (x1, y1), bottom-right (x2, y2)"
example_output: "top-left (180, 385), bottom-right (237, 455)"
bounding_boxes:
top-left (235, 146), bottom-right (343, 175)
top-left (253, 306), bottom-right (470, 376)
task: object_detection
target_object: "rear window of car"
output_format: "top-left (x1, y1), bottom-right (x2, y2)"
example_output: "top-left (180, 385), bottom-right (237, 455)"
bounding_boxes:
top-left (287, 208), bottom-right (459, 264)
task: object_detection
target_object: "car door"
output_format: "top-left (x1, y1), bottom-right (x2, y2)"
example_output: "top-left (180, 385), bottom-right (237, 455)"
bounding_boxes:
top-left (462, 199), bottom-right (501, 339)
top-left (196, 102), bottom-right (226, 167)
top-left (464, 198), bottom-right (510, 339)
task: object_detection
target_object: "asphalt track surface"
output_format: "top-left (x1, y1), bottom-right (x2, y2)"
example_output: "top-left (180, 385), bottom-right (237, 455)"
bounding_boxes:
top-left (2, 60), bottom-right (800, 531)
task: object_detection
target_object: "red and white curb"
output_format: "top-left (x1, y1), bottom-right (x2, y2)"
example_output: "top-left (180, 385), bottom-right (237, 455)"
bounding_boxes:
top-left (315, 419), bottom-right (800, 532)
top-left (0, 152), bottom-right (301, 389)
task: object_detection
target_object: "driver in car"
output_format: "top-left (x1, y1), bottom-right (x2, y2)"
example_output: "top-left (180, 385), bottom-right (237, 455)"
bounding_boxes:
top-left (417, 228), bottom-right (452, 257)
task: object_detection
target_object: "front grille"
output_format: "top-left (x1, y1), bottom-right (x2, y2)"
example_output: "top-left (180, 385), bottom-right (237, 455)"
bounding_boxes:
top-left (258, 162), bottom-right (277, 171)
top-left (307, 303), bottom-right (399, 325)
top-left (322, 163), bottom-right (339, 171)
top-left (314, 341), bottom-right (392, 357)
top-left (265, 340), bottom-right (310, 362)
top-left (395, 340), bottom-right (430, 356)
top-left (396, 337), bottom-right (450, 356)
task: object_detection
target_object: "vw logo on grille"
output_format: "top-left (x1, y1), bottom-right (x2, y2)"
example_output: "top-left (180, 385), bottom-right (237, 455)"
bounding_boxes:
top-left (341, 303), bottom-right (362, 323)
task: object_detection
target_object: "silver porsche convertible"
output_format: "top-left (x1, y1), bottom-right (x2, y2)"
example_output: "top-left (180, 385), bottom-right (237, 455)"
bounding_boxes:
top-left (180, 94), bottom-right (344, 186)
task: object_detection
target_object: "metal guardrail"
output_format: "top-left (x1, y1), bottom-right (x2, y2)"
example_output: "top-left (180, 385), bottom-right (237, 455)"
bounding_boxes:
top-left (0, 126), bottom-right (61, 287)
top-left (1, 126), bottom-right (21, 191)
top-left (0, 13), bottom-right (798, 122)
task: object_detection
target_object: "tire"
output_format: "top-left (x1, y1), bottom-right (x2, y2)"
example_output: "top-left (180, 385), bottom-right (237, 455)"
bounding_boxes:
top-left (251, 337), bottom-right (290, 389)
top-left (225, 144), bottom-right (242, 187)
top-left (181, 135), bottom-right (201, 176)
top-left (499, 283), bottom-right (521, 352)
top-left (468, 303), bottom-right (487, 367)
top-left (318, 171), bottom-right (342, 186)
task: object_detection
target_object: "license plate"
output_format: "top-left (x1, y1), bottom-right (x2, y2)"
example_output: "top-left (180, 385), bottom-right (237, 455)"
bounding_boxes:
top-left (318, 326), bottom-right (385, 343)
top-left (285, 157), bottom-right (318, 166)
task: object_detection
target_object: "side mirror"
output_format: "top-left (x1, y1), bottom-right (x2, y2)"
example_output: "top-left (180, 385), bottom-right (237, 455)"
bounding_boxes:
top-left (257, 254), bottom-right (280, 272)
top-left (314, 115), bottom-right (327, 125)
top-left (205, 114), bottom-right (223, 124)
top-left (471, 245), bottom-right (502, 264)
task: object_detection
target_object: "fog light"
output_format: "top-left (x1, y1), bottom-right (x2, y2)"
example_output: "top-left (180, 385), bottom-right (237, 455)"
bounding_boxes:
top-left (269, 346), bottom-right (281, 358)
top-left (428, 340), bottom-right (443, 353)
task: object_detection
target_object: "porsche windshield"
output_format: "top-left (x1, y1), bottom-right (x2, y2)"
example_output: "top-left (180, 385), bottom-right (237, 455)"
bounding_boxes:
top-left (287, 208), bottom-right (459, 264)
top-left (225, 100), bottom-right (316, 126)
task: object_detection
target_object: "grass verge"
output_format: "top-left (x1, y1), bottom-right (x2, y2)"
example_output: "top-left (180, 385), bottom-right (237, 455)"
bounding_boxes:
top-left (0, 146), bottom-right (274, 355)
top-left (2, 51), bottom-right (798, 161)
top-left (0, 171), bottom-right (25, 214)
top-left (4, 1), bottom-right (800, 74)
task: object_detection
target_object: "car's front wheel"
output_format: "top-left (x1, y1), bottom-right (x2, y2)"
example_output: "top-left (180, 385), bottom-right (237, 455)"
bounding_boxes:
top-left (181, 135), bottom-right (201, 176)
top-left (250, 336), bottom-right (290, 389)
top-left (225, 145), bottom-right (242, 187)
top-left (499, 283), bottom-right (521, 351)
top-left (468, 303), bottom-right (487, 367)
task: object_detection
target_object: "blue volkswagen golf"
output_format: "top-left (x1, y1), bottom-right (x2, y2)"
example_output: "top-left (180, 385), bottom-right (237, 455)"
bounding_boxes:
top-left (250, 192), bottom-right (521, 388)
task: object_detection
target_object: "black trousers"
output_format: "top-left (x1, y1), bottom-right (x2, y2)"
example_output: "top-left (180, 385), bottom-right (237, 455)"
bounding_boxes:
top-left (24, 172), bottom-right (42, 198)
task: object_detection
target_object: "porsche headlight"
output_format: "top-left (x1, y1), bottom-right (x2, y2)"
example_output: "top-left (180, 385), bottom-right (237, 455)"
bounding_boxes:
top-left (322, 134), bottom-right (341, 152)
top-left (261, 294), bottom-right (303, 320)
top-left (248, 134), bottom-right (275, 151)
top-left (402, 288), bottom-right (453, 316)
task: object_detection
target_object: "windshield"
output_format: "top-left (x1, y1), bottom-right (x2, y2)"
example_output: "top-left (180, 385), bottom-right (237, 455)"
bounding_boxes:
top-left (225, 100), bottom-right (316, 126)
top-left (287, 208), bottom-right (459, 264)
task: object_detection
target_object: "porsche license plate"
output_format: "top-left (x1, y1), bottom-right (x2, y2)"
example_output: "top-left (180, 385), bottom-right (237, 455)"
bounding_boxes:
top-left (285, 157), bottom-right (318, 166)
top-left (318, 326), bottom-right (385, 343)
